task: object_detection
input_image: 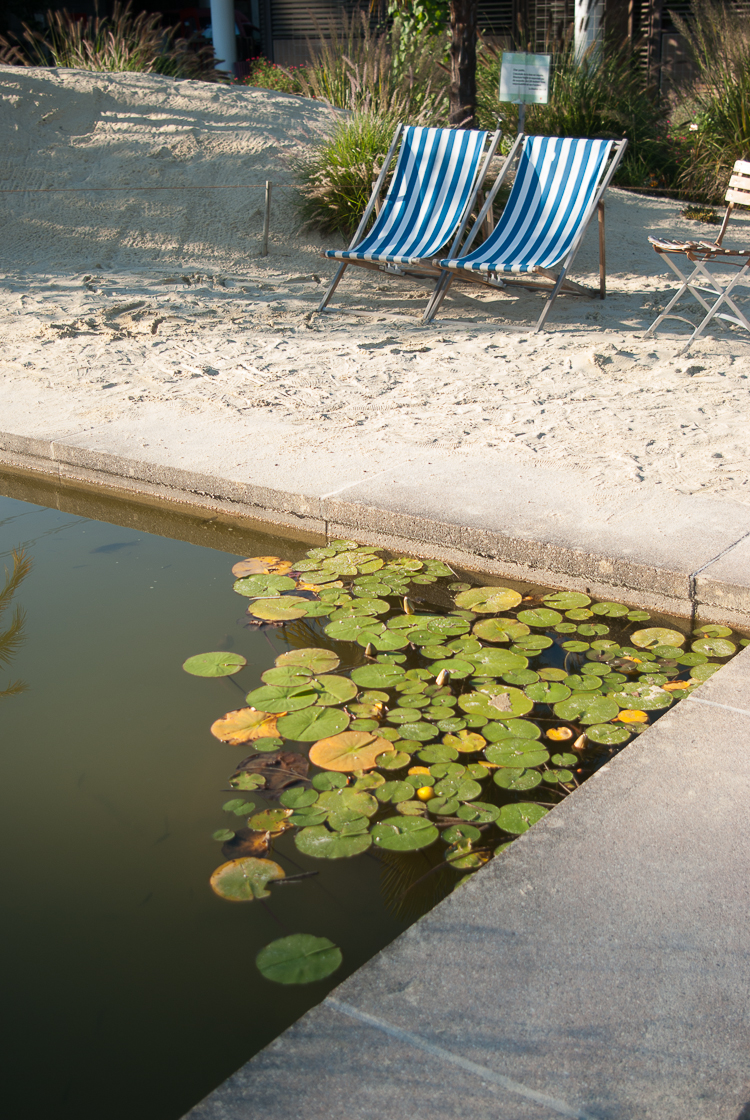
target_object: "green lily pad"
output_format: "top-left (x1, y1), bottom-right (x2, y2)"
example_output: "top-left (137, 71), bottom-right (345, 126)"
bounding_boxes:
top-left (372, 817), bottom-right (439, 851)
top-left (276, 648), bottom-right (340, 674)
top-left (610, 683), bottom-right (672, 710)
top-left (483, 719), bottom-right (541, 741)
top-left (493, 767), bottom-right (542, 790)
top-left (502, 670), bottom-right (540, 687)
top-left (212, 829), bottom-right (236, 842)
top-left (248, 596), bottom-right (311, 621)
top-left (457, 801), bottom-right (500, 823)
top-left (256, 934), bottom-right (342, 985)
top-left (577, 623), bottom-right (610, 637)
top-left (561, 640), bottom-right (589, 653)
top-left (310, 675), bottom-right (359, 706)
top-left (316, 788), bottom-right (378, 817)
top-left (690, 662), bottom-right (722, 681)
top-left (692, 637), bottom-right (736, 658)
top-left (585, 723), bottom-right (632, 744)
top-left (512, 635), bottom-right (554, 652)
top-left (516, 608), bottom-right (563, 628)
top-left (459, 687), bottom-right (533, 720)
top-left (496, 802), bottom-right (548, 834)
top-left (564, 674), bottom-right (602, 692)
top-left (311, 771), bottom-right (347, 791)
top-left (591, 602), bottom-right (629, 617)
top-left (543, 591), bottom-right (591, 609)
top-left (676, 651), bottom-right (708, 667)
top-left (350, 664), bottom-right (406, 689)
top-left (376, 750), bottom-right (411, 770)
top-left (539, 667), bottom-right (568, 681)
top-left (433, 776), bottom-right (482, 801)
top-left (245, 683), bottom-right (318, 712)
top-left (387, 707), bottom-right (424, 724)
top-left (632, 627), bottom-right (686, 649)
top-left (553, 694), bottom-right (620, 724)
top-left (327, 808), bottom-right (371, 833)
top-left (524, 681), bottom-right (571, 703)
top-left (261, 666), bottom-right (314, 687)
top-left (418, 743), bottom-right (459, 763)
top-left (233, 574), bottom-right (297, 597)
top-left (248, 808), bottom-right (293, 831)
top-left (485, 744), bottom-right (549, 767)
top-left (551, 751), bottom-right (577, 766)
top-left (428, 658), bottom-right (475, 679)
top-left (472, 618), bottom-right (530, 643)
top-left (442, 730), bottom-right (486, 754)
top-left (376, 780), bottom-right (415, 804)
top-left (543, 769), bottom-right (574, 784)
top-left (277, 707), bottom-right (350, 741)
top-left (325, 618), bottom-right (385, 643)
top-left (693, 624), bottom-right (732, 638)
top-left (279, 787), bottom-right (318, 808)
top-left (210, 857), bottom-right (285, 901)
top-left (469, 649), bottom-right (529, 675)
top-left (182, 651), bottom-right (247, 677)
top-left (397, 722), bottom-right (438, 742)
top-left (442, 823), bottom-right (482, 843)
top-left (454, 586), bottom-right (523, 613)
top-left (294, 825), bottom-right (372, 859)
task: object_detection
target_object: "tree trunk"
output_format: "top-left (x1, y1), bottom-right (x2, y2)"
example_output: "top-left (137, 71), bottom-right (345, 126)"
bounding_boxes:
top-left (449, 0), bottom-right (477, 128)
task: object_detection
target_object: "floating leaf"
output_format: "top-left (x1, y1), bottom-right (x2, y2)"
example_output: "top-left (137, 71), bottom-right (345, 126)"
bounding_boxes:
top-left (388, 707), bottom-right (424, 724)
top-left (546, 726), bottom-right (573, 741)
top-left (309, 731), bottom-right (394, 772)
top-left (443, 823), bottom-right (482, 843)
top-left (248, 808), bottom-right (292, 832)
top-left (551, 751), bottom-right (577, 765)
top-left (442, 730), bottom-right (486, 754)
top-left (371, 817), bottom-right (439, 851)
top-left (232, 556), bottom-right (293, 578)
top-left (276, 648), bottom-right (340, 673)
top-left (585, 723), bottom-right (631, 745)
top-left (256, 934), bottom-right (342, 985)
top-left (457, 801), bottom-right (500, 823)
top-left (525, 681), bottom-right (571, 703)
top-left (493, 767), bottom-right (542, 790)
top-left (543, 591), bottom-right (591, 609)
top-left (210, 857), bottom-right (285, 901)
top-left (632, 627), bottom-right (686, 649)
top-left (277, 707), bottom-right (350, 741)
top-left (591, 602), bottom-right (629, 617)
top-left (377, 750), bottom-right (411, 770)
top-left (295, 825), bottom-right (372, 859)
top-left (245, 683), bottom-right (317, 713)
top-left (692, 637), bottom-right (736, 658)
top-left (454, 586), bottom-right (523, 613)
top-left (611, 683), bottom-right (672, 711)
top-left (261, 667), bottom-right (313, 688)
top-left (470, 649), bottom-right (529, 675)
top-left (248, 597), bottom-right (311, 621)
top-left (324, 618), bottom-right (385, 643)
top-left (564, 674), bottom-right (602, 692)
top-left (553, 694), bottom-right (620, 724)
top-left (693, 624), bottom-right (732, 639)
top-left (433, 776), bottom-right (482, 801)
top-left (183, 651), bottom-right (247, 677)
top-left (459, 687), bottom-right (533, 720)
top-left (418, 743), bottom-right (459, 763)
top-left (312, 771), bottom-right (347, 791)
top-left (328, 808), bottom-right (370, 833)
top-left (483, 718), bottom-right (541, 741)
top-left (616, 709), bottom-right (648, 724)
top-left (213, 828), bottom-right (236, 842)
top-left (310, 675), bottom-right (358, 706)
top-left (376, 780), bottom-right (415, 804)
top-left (472, 617), bottom-right (530, 643)
top-left (233, 573), bottom-right (296, 598)
top-left (211, 708), bottom-right (279, 745)
top-left (516, 608), bottom-right (563, 628)
top-left (222, 797), bottom-right (256, 816)
top-left (316, 788), bottom-right (378, 817)
top-left (350, 664), bottom-right (406, 689)
top-left (496, 803), bottom-right (548, 834)
top-left (543, 769), bottom-right (574, 784)
top-left (690, 662), bottom-right (722, 681)
top-left (229, 772), bottom-right (266, 790)
top-left (279, 787), bottom-right (318, 808)
top-left (485, 744), bottom-right (549, 767)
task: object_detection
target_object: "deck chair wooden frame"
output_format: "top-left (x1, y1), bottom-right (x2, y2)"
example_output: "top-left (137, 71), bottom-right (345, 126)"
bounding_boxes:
top-left (315, 123), bottom-right (503, 316)
top-left (645, 159), bottom-right (750, 356)
top-left (423, 134), bottom-right (628, 330)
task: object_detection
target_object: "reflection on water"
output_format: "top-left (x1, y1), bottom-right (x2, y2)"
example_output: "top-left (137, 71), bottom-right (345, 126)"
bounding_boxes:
top-left (0, 548), bottom-right (31, 700)
top-left (0, 470), bottom-right (407, 1120)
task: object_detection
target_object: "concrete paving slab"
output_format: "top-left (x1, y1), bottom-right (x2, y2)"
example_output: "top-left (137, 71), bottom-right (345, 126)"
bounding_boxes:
top-left (184, 650), bottom-right (750, 1120)
top-left (696, 534), bottom-right (750, 621)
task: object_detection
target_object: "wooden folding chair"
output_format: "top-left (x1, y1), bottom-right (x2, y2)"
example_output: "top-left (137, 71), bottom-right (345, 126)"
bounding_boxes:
top-left (645, 159), bottom-right (750, 355)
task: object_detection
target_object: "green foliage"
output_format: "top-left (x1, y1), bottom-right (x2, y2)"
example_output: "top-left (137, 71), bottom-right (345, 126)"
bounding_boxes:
top-left (672, 0), bottom-right (750, 202)
top-left (0, 549), bottom-right (31, 700)
top-left (1, 2), bottom-right (221, 79)
top-left (477, 38), bottom-right (674, 189)
top-left (238, 56), bottom-right (306, 94)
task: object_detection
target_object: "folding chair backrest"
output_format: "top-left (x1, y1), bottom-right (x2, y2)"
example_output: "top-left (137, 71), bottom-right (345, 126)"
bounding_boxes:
top-left (726, 159), bottom-right (750, 208)
top-left (460, 135), bottom-right (614, 274)
top-left (353, 125), bottom-right (488, 261)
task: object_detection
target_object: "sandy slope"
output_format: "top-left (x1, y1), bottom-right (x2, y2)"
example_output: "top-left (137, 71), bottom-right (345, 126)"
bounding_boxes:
top-left (1, 66), bottom-right (750, 504)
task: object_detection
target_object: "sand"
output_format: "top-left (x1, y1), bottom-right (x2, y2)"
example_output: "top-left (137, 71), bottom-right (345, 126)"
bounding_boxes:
top-left (2, 65), bottom-right (750, 504)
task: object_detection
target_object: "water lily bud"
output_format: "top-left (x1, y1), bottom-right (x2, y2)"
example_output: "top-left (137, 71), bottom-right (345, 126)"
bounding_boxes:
top-left (403, 597), bottom-right (415, 615)
top-left (435, 669), bottom-right (450, 687)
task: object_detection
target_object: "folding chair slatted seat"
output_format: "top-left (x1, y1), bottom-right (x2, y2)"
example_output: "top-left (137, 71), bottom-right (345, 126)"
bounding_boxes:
top-left (316, 124), bottom-right (502, 315)
top-left (646, 159), bottom-right (750, 355)
top-left (424, 134), bottom-right (628, 330)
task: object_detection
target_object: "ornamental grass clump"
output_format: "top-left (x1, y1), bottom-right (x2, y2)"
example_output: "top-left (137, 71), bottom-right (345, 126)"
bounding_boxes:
top-left (0, 2), bottom-right (221, 80)
top-left (476, 37), bottom-right (674, 189)
top-left (672, 0), bottom-right (750, 203)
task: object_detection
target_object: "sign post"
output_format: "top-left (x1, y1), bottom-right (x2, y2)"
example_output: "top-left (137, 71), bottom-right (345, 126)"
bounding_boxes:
top-left (498, 52), bottom-right (551, 132)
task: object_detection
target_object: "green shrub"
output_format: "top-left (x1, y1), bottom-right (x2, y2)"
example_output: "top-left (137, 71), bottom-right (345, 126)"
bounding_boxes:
top-left (0, 2), bottom-right (221, 79)
top-left (295, 111), bottom-right (400, 237)
top-left (238, 57), bottom-right (306, 94)
top-left (672, 0), bottom-right (750, 202)
top-left (476, 38), bottom-right (675, 189)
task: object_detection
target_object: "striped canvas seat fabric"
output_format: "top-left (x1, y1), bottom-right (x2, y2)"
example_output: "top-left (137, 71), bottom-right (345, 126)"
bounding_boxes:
top-left (326, 126), bottom-right (488, 268)
top-left (440, 136), bottom-right (614, 275)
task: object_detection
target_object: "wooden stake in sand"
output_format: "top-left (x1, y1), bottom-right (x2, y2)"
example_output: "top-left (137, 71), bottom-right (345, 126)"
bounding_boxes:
top-left (261, 181), bottom-right (272, 257)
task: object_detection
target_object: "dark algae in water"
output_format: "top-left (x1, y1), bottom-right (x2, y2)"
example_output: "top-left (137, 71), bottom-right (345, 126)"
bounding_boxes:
top-left (185, 541), bottom-right (746, 973)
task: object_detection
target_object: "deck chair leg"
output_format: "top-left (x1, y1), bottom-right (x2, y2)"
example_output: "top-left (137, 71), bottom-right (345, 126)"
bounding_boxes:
top-left (534, 268), bottom-right (569, 332)
top-left (598, 201), bottom-right (606, 299)
top-left (316, 262), bottom-right (349, 314)
top-left (423, 272), bottom-right (454, 324)
top-left (677, 262), bottom-right (750, 356)
top-left (644, 258), bottom-right (701, 339)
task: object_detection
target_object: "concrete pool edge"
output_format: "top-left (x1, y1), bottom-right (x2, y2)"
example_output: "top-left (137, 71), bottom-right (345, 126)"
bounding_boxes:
top-left (2, 430), bottom-right (750, 626)
top-left (182, 648), bottom-right (750, 1120)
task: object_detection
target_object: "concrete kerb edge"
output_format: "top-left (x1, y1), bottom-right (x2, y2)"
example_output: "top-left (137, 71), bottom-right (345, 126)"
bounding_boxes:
top-left (2, 430), bottom-right (750, 625)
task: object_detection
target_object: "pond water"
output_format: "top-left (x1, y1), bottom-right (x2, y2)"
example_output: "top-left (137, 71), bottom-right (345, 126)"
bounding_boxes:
top-left (0, 472), bottom-right (407, 1120)
top-left (1, 468), bottom-right (744, 1120)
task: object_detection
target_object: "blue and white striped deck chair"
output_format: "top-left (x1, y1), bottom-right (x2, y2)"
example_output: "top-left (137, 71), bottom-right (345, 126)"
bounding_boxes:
top-left (317, 124), bottom-right (502, 315)
top-left (425, 134), bottom-right (628, 330)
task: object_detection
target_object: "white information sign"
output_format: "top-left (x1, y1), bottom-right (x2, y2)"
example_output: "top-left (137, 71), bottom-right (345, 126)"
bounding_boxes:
top-left (499, 52), bottom-right (551, 105)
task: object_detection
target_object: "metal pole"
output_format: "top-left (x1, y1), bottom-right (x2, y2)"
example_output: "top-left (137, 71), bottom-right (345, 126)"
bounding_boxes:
top-left (209, 0), bottom-right (237, 73)
top-left (261, 181), bottom-right (271, 256)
